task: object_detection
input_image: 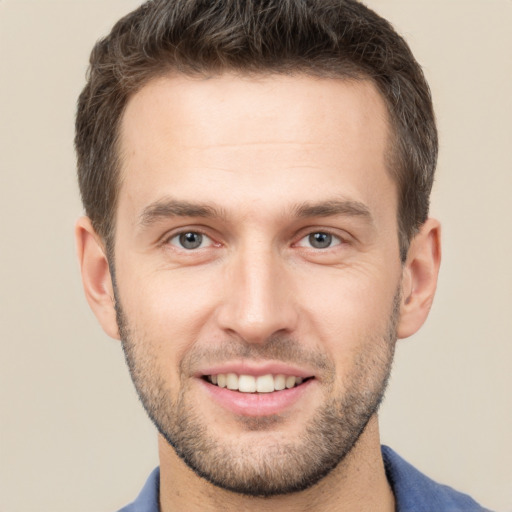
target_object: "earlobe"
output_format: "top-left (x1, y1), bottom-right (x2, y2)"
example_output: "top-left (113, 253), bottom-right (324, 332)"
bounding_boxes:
top-left (397, 218), bottom-right (441, 339)
top-left (75, 217), bottom-right (120, 340)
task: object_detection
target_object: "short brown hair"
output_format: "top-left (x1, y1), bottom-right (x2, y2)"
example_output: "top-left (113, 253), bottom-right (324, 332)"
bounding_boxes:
top-left (75, 0), bottom-right (437, 260)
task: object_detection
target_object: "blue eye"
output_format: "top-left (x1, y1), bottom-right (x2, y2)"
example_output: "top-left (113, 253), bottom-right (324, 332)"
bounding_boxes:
top-left (298, 232), bottom-right (341, 249)
top-left (169, 232), bottom-right (211, 250)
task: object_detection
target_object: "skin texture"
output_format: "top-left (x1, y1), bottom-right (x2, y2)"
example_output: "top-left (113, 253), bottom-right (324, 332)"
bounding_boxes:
top-left (76, 74), bottom-right (441, 511)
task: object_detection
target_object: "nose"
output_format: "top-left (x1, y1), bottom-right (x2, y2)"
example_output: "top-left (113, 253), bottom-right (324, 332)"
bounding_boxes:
top-left (215, 245), bottom-right (299, 344)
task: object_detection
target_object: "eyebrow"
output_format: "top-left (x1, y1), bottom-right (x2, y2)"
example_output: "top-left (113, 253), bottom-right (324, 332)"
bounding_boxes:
top-left (293, 199), bottom-right (373, 223)
top-left (137, 197), bottom-right (373, 228)
top-left (138, 198), bottom-right (226, 227)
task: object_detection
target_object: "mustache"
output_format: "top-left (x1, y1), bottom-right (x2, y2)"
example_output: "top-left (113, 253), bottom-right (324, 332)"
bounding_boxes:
top-left (181, 334), bottom-right (334, 375)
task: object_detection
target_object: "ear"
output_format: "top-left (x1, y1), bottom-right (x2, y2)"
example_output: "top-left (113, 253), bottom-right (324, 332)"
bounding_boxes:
top-left (397, 218), bottom-right (441, 339)
top-left (75, 217), bottom-right (120, 340)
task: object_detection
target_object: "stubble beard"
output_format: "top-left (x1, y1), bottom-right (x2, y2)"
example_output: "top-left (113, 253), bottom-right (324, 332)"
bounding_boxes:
top-left (115, 286), bottom-right (399, 497)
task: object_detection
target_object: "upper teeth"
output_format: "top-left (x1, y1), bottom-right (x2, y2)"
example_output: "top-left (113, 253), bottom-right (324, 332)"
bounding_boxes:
top-left (208, 374), bottom-right (304, 393)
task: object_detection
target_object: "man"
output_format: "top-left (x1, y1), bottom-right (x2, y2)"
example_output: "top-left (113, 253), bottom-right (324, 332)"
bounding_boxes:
top-left (74, 1), bottom-right (491, 510)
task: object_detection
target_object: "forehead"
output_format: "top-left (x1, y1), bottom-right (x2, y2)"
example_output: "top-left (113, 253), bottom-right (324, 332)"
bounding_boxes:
top-left (117, 73), bottom-right (394, 222)
top-left (120, 72), bottom-right (390, 151)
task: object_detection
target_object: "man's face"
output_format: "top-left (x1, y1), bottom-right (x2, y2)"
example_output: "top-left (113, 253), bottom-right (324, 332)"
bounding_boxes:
top-left (113, 74), bottom-right (404, 495)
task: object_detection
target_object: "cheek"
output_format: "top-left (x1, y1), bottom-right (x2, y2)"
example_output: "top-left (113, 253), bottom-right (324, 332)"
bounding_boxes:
top-left (295, 264), bottom-right (400, 356)
top-left (116, 265), bottom-right (223, 361)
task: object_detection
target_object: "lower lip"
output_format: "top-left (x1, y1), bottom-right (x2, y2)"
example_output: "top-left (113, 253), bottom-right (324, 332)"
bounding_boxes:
top-left (198, 378), bottom-right (314, 417)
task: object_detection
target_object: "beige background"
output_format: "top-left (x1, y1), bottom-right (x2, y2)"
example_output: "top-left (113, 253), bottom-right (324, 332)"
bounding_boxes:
top-left (1, 0), bottom-right (511, 510)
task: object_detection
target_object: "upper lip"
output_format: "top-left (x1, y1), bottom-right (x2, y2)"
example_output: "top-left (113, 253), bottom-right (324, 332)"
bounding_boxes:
top-left (195, 360), bottom-right (316, 379)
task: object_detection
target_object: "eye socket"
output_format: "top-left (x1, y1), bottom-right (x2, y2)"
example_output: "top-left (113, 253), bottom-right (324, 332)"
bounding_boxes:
top-left (296, 232), bottom-right (342, 249)
top-left (168, 231), bottom-right (213, 250)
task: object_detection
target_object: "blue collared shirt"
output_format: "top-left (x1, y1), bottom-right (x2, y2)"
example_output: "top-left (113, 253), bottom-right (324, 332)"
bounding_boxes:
top-left (118, 446), bottom-right (492, 511)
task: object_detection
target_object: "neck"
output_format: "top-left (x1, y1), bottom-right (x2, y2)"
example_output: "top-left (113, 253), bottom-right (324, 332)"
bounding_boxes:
top-left (158, 415), bottom-right (395, 512)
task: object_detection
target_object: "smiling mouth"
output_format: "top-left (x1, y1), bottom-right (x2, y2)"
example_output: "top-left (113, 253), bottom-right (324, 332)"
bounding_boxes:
top-left (203, 373), bottom-right (313, 393)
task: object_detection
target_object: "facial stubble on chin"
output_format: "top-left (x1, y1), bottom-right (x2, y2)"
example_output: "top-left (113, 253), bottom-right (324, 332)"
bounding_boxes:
top-left (113, 279), bottom-right (400, 497)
